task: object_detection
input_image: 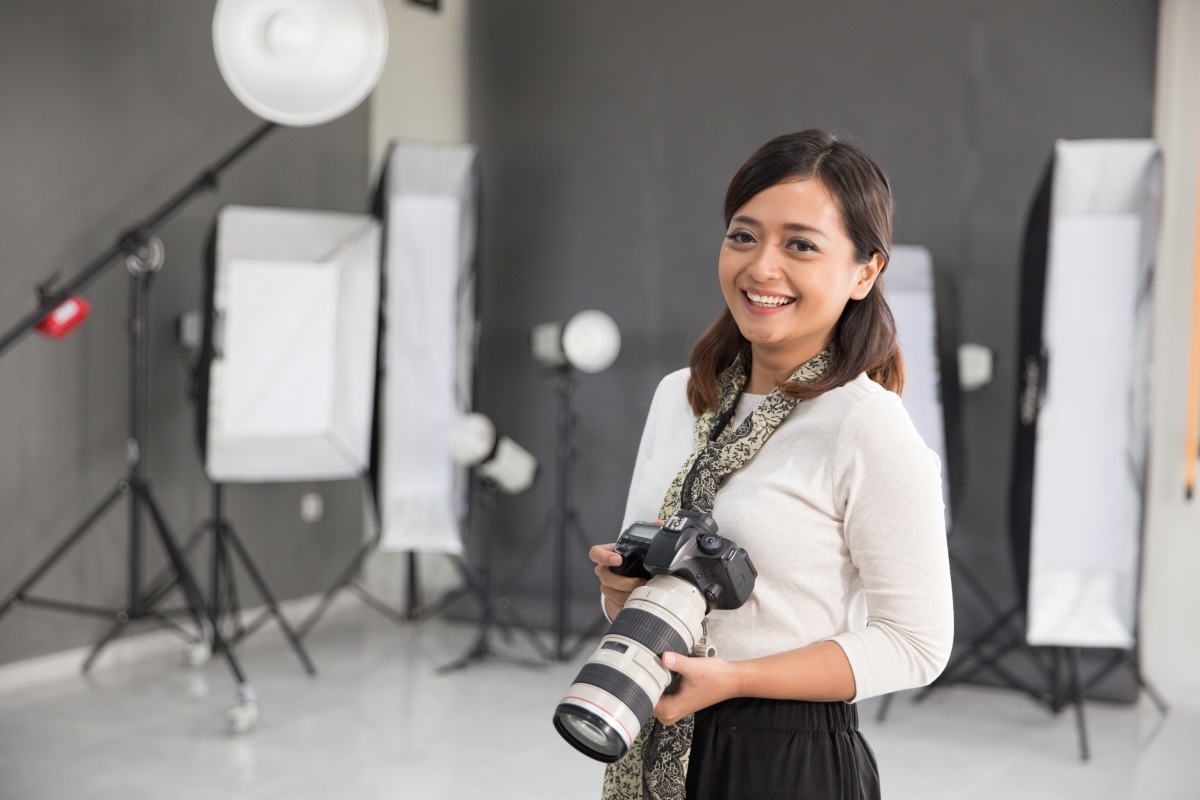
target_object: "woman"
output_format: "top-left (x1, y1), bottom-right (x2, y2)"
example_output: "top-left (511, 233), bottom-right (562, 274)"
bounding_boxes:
top-left (589, 130), bottom-right (953, 800)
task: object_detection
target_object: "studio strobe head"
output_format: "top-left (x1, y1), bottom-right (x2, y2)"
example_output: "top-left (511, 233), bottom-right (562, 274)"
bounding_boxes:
top-left (553, 574), bottom-right (707, 762)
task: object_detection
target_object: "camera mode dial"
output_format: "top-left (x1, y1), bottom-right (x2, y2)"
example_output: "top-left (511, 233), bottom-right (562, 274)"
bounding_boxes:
top-left (697, 532), bottom-right (723, 555)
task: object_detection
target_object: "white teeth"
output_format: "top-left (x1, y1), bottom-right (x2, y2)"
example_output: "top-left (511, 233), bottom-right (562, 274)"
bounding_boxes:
top-left (745, 291), bottom-right (795, 307)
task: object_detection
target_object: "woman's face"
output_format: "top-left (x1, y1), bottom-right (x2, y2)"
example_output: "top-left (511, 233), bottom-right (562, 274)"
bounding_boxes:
top-left (719, 179), bottom-right (882, 365)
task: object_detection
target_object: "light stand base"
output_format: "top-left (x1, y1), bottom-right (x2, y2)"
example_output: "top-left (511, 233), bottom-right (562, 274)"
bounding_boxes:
top-left (139, 484), bottom-right (317, 677)
top-left (439, 479), bottom-right (551, 673)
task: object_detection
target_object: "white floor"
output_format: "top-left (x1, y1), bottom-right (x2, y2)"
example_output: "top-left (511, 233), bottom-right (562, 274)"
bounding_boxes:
top-left (0, 604), bottom-right (1197, 800)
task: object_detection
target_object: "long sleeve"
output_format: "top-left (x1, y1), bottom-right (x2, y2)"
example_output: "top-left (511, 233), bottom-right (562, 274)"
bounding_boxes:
top-left (826, 391), bottom-right (954, 702)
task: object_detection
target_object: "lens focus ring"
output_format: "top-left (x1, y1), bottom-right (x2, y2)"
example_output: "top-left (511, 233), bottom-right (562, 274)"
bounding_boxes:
top-left (573, 663), bottom-right (655, 725)
top-left (607, 608), bottom-right (689, 658)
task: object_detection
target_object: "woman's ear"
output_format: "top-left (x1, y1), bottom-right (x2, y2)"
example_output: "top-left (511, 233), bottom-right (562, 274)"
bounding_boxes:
top-left (849, 252), bottom-right (885, 301)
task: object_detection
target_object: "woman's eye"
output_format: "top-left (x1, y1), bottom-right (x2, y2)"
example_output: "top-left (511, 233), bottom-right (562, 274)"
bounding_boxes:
top-left (788, 238), bottom-right (817, 252)
top-left (725, 231), bottom-right (755, 245)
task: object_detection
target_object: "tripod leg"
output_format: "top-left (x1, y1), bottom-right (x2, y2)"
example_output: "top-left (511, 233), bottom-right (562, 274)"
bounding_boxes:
top-left (1139, 673), bottom-right (1170, 715)
top-left (1067, 648), bottom-right (1090, 761)
top-left (82, 618), bottom-right (131, 674)
top-left (0, 485), bottom-right (125, 622)
top-left (296, 533), bottom-right (385, 638)
top-left (220, 523), bottom-right (317, 676)
top-left (875, 692), bottom-right (894, 723)
top-left (141, 487), bottom-right (249, 688)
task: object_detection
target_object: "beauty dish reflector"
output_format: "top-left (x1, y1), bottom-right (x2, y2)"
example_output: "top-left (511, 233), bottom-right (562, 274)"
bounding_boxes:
top-left (200, 205), bottom-right (380, 482)
top-left (531, 310), bottom-right (621, 373)
top-left (213, 0), bottom-right (389, 126)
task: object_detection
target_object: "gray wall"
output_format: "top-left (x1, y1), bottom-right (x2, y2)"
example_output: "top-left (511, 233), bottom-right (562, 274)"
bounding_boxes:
top-left (469, 0), bottom-right (1159, 641)
top-left (0, 2), bottom-right (368, 666)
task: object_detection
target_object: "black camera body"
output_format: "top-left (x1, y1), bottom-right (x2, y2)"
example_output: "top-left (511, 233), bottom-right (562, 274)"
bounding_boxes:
top-left (611, 510), bottom-right (756, 611)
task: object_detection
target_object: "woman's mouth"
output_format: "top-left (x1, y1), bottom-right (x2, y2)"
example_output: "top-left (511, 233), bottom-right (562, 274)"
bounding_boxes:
top-left (742, 290), bottom-right (796, 310)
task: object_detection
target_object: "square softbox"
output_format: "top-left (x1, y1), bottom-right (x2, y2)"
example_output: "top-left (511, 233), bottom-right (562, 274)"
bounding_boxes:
top-left (377, 141), bottom-right (479, 554)
top-left (202, 205), bottom-right (381, 482)
top-left (1012, 140), bottom-right (1161, 649)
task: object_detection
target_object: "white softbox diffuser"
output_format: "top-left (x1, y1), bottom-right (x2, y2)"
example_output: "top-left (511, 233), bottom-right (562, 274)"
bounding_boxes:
top-left (378, 141), bottom-right (478, 554)
top-left (1024, 140), bottom-right (1161, 648)
top-left (887, 245), bottom-right (950, 521)
top-left (205, 205), bottom-right (380, 482)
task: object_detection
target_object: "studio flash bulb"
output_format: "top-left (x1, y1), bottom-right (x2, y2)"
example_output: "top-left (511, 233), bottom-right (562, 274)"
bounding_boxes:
top-left (530, 309), bottom-right (621, 373)
top-left (451, 413), bottom-right (538, 496)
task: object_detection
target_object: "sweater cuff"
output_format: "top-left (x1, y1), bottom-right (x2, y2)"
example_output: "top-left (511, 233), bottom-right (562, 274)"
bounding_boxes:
top-left (601, 594), bottom-right (613, 624)
top-left (827, 633), bottom-right (871, 703)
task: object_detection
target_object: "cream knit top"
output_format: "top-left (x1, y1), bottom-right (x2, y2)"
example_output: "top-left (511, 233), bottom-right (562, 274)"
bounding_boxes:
top-left (618, 368), bottom-right (954, 702)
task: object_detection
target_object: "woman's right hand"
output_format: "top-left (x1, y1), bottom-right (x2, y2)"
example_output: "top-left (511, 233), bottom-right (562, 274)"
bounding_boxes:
top-left (590, 543), bottom-right (647, 620)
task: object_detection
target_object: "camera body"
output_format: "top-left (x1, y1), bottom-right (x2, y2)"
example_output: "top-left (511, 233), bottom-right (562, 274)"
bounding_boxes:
top-left (612, 510), bottom-right (757, 613)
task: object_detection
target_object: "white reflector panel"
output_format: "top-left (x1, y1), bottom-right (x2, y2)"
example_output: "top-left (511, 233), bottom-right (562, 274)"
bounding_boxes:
top-left (206, 205), bottom-right (380, 482)
top-left (379, 142), bottom-right (478, 554)
top-left (1026, 140), bottom-right (1160, 648)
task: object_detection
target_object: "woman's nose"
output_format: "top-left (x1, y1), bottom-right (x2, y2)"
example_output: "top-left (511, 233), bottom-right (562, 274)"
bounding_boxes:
top-left (745, 250), bottom-right (785, 283)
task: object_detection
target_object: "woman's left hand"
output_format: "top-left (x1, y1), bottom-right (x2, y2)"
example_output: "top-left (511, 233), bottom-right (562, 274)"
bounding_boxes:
top-left (652, 652), bottom-right (741, 727)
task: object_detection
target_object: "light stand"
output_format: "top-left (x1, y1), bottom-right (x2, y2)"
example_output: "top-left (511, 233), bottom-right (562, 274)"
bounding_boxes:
top-left (439, 475), bottom-right (551, 672)
top-left (295, 522), bottom-right (411, 638)
top-left (0, 124), bottom-right (277, 728)
top-left (136, 483), bottom-right (317, 676)
top-left (0, 239), bottom-right (259, 725)
top-left (499, 366), bottom-right (609, 661)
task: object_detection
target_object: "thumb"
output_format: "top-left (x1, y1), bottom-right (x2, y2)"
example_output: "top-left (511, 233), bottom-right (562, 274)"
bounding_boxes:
top-left (661, 651), bottom-right (695, 673)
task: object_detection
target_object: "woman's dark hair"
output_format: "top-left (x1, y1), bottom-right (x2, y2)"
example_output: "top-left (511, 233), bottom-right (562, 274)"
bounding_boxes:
top-left (686, 129), bottom-right (904, 415)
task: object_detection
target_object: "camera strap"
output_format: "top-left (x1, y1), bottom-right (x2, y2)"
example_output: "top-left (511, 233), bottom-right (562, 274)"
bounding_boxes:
top-left (602, 345), bottom-right (834, 800)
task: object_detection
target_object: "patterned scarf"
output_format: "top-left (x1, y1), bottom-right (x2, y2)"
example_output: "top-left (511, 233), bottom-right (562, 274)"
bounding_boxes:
top-left (601, 345), bottom-right (834, 800)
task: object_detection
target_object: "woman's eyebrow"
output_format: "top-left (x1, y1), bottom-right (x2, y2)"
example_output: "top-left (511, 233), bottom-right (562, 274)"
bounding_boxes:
top-left (781, 222), bottom-right (824, 235)
top-left (730, 215), bottom-right (825, 237)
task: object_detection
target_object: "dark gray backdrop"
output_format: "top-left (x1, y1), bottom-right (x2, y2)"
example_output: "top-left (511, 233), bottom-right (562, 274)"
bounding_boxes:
top-left (0, 1), bottom-right (368, 666)
top-left (468, 0), bottom-right (1159, 653)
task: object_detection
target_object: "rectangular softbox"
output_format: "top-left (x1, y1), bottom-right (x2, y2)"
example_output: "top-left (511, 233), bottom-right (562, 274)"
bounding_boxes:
top-left (887, 244), bottom-right (952, 521)
top-left (201, 205), bottom-right (381, 482)
top-left (1012, 140), bottom-right (1161, 649)
top-left (377, 141), bottom-right (478, 554)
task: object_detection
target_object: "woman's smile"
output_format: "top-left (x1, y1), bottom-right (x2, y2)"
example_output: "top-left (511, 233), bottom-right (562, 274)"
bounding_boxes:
top-left (741, 288), bottom-right (797, 313)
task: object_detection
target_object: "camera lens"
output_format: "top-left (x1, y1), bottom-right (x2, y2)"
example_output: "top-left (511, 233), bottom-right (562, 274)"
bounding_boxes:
top-left (698, 533), bottom-right (722, 555)
top-left (553, 575), bottom-right (707, 762)
top-left (553, 705), bottom-right (627, 761)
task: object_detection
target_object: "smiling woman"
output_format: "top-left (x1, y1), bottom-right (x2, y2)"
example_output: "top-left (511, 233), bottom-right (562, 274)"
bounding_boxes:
top-left (590, 130), bottom-right (952, 800)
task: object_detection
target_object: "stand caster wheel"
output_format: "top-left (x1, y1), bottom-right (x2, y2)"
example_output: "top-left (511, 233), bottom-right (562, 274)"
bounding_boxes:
top-left (185, 641), bottom-right (212, 668)
top-left (225, 683), bottom-right (259, 734)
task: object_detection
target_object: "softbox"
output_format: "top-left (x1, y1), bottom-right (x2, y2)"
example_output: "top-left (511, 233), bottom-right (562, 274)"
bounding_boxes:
top-left (377, 141), bottom-right (479, 554)
top-left (887, 244), bottom-right (954, 520)
top-left (1011, 140), bottom-right (1161, 649)
top-left (199, 205), bottom-right (381, 482)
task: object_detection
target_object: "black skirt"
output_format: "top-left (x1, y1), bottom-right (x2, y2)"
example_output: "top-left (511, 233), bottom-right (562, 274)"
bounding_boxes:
top-left (685, 698), bottom-right (880, 800)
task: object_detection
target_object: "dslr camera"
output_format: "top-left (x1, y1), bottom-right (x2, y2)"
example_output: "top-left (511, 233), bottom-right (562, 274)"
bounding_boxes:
top-left (552, 509), bottom-right (757, 762)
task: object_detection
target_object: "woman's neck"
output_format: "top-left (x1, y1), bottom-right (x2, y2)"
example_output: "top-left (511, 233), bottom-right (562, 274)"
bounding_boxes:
top-left (746, 337), bottom-right (829, 394)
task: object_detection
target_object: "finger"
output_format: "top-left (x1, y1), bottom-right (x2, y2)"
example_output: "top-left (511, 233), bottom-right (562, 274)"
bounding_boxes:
top-left (599, 584), bottom-right (632, 606)
top-left (594, 565), bottom-right (645, 593)
top-left (589, 543), bottom-right (622, 567)
top-left (661, 651), bottom-right (695, 674)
